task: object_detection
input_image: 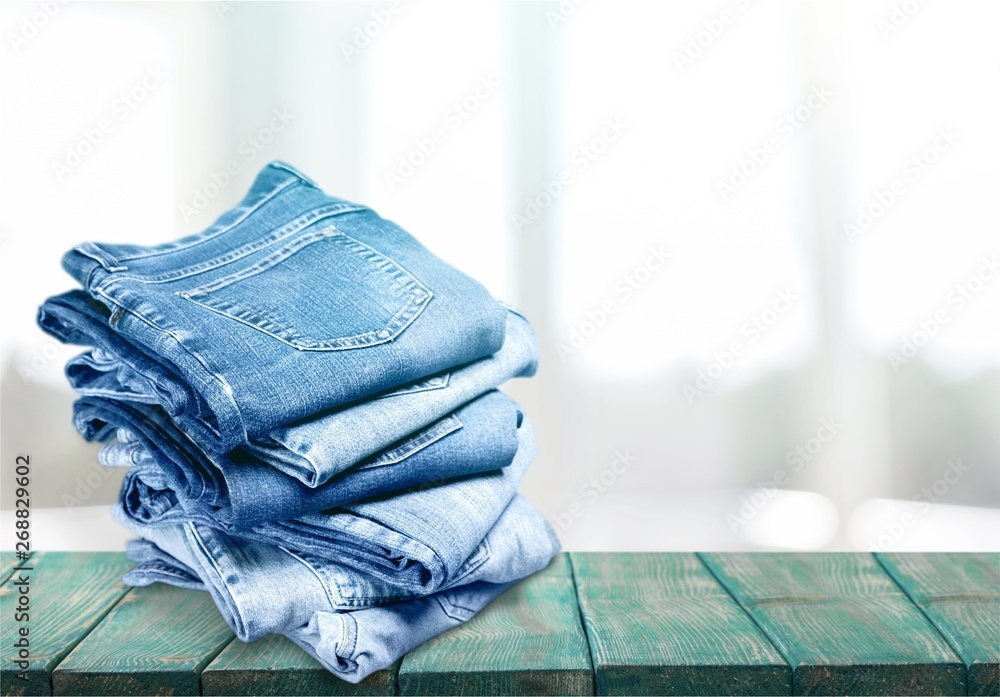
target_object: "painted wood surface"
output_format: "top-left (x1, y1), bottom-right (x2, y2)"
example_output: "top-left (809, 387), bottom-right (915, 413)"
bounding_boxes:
top-left (1, 552), bottom-right (995, 696)
top-left (1, 551), bottom-right (28, 584)
top-left (878, 552), bottom-right (1000, 696)
top-left (572, 552), bottom-right (791, 695)
top-left (202, 634), bottom-right (398, 696)
top-left (52, 583), bottom-right (234, 696)
top-left (0, 552), bottom-right (132, 697)
top-left (399, 554), bottom-right (594, 695)
top-left (700, 553), bottom-right (966, 695)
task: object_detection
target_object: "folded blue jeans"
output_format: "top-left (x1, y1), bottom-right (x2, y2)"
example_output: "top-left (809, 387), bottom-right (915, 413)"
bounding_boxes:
top-left (73, 306), bottom-right (537, 489)
top-left (119, 494), bottom-right (560, 683)
top-left (116, 412), bottom-right (537, 597)
top-left (86, 390), bottom-right (521, 530)
top-left (231, 411), bottom-right (537, 596)
top-left (38, 161), bottom-right (508, 453)
top-left (242, 307), bottom-right (538, 486)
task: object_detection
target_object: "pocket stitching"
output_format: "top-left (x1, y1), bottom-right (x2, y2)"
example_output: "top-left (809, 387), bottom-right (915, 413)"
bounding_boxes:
top-left (353, 415), bottom-right (463, 472)
top-left (176, 226), bottom-right (432, 351)
top-left (377, 372), bottom-right (450, 399)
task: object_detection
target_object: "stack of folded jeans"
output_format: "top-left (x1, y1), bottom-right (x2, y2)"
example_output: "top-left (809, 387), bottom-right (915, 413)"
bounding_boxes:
top-left (37, 161), bottom-right (559, 682)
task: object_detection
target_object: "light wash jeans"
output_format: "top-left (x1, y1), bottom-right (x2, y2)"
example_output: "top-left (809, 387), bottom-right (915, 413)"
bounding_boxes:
top-left (234, 411), bottom-right (537, 595)
top-left (90, 390), bottom-right (521, 530)
top-left (120, 493), bottom-right (559, 683)
top-left (75, 307), bottom-right (537, 496)
top-left (39, 161), bottom-right (508, 453)
top-left (116, 412), bottom-right (538, 599)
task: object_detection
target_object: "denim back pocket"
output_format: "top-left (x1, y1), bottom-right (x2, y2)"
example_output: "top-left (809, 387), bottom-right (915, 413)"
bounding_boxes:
top-left (177, 226), bottom-right (432, 351)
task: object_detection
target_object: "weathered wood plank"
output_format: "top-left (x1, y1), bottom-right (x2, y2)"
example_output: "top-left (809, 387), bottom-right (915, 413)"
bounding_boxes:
top-left (878, 552), bottom-right (1000, 696)
top-left (202, 634), bottom-right (399, 696)
top-left (700, 553), bottom-right (966, 695)
top-left (1, 551), bottom-right (29, 584)
top-left (399, 553), bottom-right (594, 695)
top-left (0, 551), bottom-right (132, 697)
top-left (52, 583), bottom-right (235, 696)
top-left (572, 552), bottom-right (790, 696)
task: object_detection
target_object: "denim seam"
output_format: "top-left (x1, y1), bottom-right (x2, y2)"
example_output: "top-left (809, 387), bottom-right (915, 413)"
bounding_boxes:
top-left (448, 536), bottom-right (491, 588)
top-left (377, 372), bottom-right (450, 399)
top-left (341, 612), bottom-right (358, 661)
top-left (434, 593), bottom-right (474, 621)
top-left (93, 286), bottom-right (243, 442)
top-left (76, 387), bottom-right (155, 400)
top-left (278, 546), bottom-right (339, 610)
top-left (73, 242), bottom-right (127, 271)
top-left (444, 598), bottom-right (478, 614)
top-left (266, 519), bottom-right (446, 595)
top-left (174, 227), bottom-right (433, 351)
top-left (140, 567), bottom-right (198, 583)
top-left (186, 523), bottom-right (251, 637)
top-left (495, 299), bottom-right (529, 322)
top-left (270, 161), bottom-right (319, 185)
top-left (100, 204), bottom-right (362, 285)
top-left (354, 415), bottom-right (463, 471)
top-left (113, 176), bottom-right (301, 262)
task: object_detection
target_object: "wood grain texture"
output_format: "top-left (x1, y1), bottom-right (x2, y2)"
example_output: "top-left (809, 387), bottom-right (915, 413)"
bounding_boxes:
top-left (1, 551), bottom-right (29, 584)
top-left (202, 633), bottom-right (398, 696)
top-left (571, 552), bottom-right (790, 696)
top-left (399, 554), bottom-right (594, 695)
top-left (700, 552), bottom-right (966, 695)
top-left (877, 552), bottom-right (1000, 696)
top-left (1, 551), bottom-right (132, 697)
top-left (52, 583), bottom-right (235, 696)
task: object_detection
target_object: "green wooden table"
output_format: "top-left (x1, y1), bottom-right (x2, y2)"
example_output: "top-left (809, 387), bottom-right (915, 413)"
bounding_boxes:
top-left (1, 552), bottom-right (996, 696)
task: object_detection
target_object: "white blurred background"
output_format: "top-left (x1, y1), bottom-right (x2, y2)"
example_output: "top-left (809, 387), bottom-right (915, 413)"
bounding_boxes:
top-left (1, 0), bottom-right (998, 552)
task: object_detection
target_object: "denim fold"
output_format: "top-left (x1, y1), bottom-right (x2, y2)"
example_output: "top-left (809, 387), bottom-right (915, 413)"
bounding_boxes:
top-left (36, 160), bottom-right (558, 685)
top-left (84, 390), bottom-right (521, 530)
top-left (234, 413), bottom-right (537, 595)
top-left (39, 161), bottom-right (508, 453)
top-left (120, 494), bottom-right (559, 683)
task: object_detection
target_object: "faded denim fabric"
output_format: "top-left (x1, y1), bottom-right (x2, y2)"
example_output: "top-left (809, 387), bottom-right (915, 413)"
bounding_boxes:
top-left (233, 412), bottom-right (537, 595)
top-left (242, 307), bottom-right (538, 486)
top-left (85, 390), bottom-right (521, 530)
top-left (38, 162), bottom-right (508, 453)
top-left (120, 493), bottom-right (559, 683)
